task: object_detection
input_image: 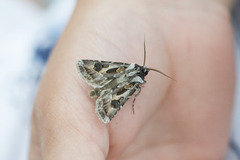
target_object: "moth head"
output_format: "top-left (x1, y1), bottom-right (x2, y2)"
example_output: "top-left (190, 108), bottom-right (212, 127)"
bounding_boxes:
top-left (143, 66), bottom-right (149, 76)
top-left (137, 66), bottom-right (149, 80)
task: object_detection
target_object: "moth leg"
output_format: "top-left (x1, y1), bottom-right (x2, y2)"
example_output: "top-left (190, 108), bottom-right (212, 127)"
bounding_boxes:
top-left (132, 87), bottom-right (141, 114)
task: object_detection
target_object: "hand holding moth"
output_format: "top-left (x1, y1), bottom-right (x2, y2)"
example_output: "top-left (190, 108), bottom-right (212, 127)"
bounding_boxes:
top-left (76, 38), bottom-right (174, 124)
top-left (29, 0), bottom-right (235, 160)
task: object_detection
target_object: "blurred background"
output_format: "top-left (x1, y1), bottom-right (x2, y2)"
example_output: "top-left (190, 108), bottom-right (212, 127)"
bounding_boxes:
top-left (0, 0), bottom-right (75, 159)
top-left (0, 0), bottom-right (239, 160)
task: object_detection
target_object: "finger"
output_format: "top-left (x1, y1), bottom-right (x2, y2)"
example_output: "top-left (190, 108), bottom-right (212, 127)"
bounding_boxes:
top-left (28, 114), bottom-right (42, 160)
top-left (31, 1), bottom-right (173, 159)
top-left (32, 49), bottom-right (110, 159)
top-left (63, 2), bottom-right (173, 159)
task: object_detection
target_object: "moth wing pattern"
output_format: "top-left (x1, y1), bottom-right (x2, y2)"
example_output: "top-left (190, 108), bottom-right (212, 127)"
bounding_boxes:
top-left (77, 60), bottom-right (147, 123)
top-left (96, 80), bottom-right (140, 123)
top-left (76, 60), bottom-right (130, 88)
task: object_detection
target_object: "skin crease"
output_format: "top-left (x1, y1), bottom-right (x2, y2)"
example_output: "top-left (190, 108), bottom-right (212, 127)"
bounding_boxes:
top-left (29, 0), bottom-right (235, 160)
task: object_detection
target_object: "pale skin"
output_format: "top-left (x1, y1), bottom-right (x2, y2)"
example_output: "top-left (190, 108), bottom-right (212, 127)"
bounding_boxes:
top-left (29, 0), bottom-right (235, 159)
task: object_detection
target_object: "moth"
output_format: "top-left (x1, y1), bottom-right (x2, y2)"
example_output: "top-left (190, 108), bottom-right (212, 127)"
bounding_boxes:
top-left (76, 39), bottom-right (173, 123)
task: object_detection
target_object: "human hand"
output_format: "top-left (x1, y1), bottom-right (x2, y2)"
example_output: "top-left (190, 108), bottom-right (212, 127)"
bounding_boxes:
top-left (29, 0), bottom-right (235, 159)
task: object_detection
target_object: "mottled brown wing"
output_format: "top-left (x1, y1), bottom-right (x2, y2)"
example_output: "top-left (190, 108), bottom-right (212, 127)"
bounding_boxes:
top-left (76, 60), bottom-right (130, 88)
top-left (96, 81), bottom-right (139, 123)
top-left (77, 60), bottom-right (146, 123)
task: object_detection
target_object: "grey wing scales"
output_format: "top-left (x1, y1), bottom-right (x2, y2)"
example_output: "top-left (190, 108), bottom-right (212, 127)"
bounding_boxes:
top-left (77, 60), bottom-right (145, 123)
top-left (96, 82), bottom-right (139, 123)
top-left (76, 60), bottom-right (130, 88)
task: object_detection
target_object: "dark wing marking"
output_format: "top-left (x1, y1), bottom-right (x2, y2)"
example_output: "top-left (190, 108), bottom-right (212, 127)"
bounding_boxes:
top-left (96, 81), bottom-right (141, 123)
top-left (76, 60), bottom-right (130, 88)
top-left (77, 60), bottom-right (146, 123)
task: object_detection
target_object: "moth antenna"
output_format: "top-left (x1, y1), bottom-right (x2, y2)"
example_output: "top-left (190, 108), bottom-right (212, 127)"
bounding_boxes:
top-left (148, 67), bottom-right (176, 81)
top-left (143, 34), bottom-right (146, 66)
